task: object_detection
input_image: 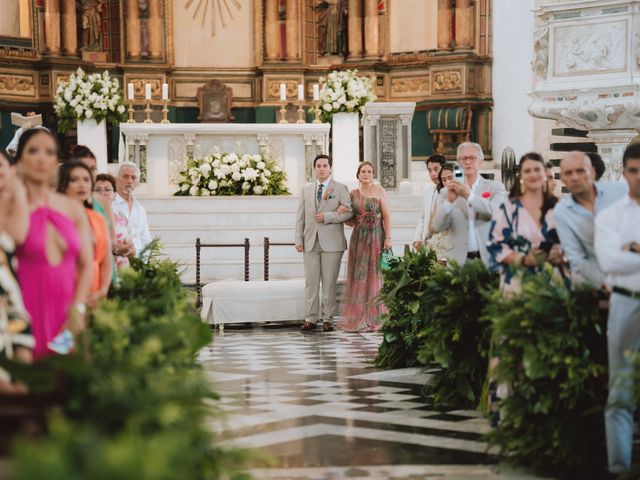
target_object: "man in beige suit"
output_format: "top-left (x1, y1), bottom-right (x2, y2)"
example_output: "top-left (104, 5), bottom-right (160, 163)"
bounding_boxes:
top-left (295, 154), bottom-right (353, 332)
top-left (432, 142), bottom-right (506, 266)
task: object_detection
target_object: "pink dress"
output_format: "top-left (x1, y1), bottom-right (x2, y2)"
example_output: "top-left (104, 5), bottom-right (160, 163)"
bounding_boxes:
top-left (338, 190), bottom-right (388, 332)
top-left (15, 207), bottom-right (80, 360)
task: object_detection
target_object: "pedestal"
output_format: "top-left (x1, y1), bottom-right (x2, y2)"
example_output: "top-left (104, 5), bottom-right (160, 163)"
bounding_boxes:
top-left (77, 119), bottom-right (108, 173)
top-left (587, 129), bottom-right (639, 181)
top-left (331, 112), bottom-right (360, 185)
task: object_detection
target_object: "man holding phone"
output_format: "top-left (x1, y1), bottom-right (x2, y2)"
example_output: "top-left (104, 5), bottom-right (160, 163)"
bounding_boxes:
top-left (432, 142), bottom-right (507, 265)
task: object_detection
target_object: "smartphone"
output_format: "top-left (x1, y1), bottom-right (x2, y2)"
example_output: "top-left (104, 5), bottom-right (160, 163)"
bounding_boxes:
top-left (454, 167), bottom-right (464, 183)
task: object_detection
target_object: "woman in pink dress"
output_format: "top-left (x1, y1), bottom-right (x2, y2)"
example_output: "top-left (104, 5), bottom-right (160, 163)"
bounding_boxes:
top-left (13, 128), bottom-right (93, 359)
top-left (338, 162), bottom-right (392, 332)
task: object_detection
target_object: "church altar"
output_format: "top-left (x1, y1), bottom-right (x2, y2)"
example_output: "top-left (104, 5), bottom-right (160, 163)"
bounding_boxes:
top-left (118, 123), bottom-right (330, 197)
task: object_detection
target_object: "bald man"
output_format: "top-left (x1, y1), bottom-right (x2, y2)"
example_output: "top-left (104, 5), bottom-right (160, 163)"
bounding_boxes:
top-left (554, 151), bottom-right (627, 289)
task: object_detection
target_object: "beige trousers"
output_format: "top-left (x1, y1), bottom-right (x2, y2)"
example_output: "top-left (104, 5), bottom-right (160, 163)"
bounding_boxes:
top-left (303, 237), bottom-right (344, 324)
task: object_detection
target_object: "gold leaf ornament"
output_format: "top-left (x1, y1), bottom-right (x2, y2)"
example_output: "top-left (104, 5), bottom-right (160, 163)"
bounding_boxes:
top-left (184, 0), bottom-right (241, 36)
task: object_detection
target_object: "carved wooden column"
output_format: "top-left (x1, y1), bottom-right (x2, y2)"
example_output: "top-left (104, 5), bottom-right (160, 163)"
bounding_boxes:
top-left (265, 0), bottom-right (281, 60)
top-left (364, 0), bottom-right (378, 58)
top-left (126, 0), bottom-right (141, 59)
top-left (437, 0), bottom-right (453, 50)
top-left (44, 0), bottom-right (61, 55)
top-left (455, 0), bottom-right (474, 50)
top-left (148, 0), bottom-right (162, 58)
top-left (347, 0), bottom-right (362, 59)
top-left (285, 0), bottom-right (300, 60)
top-left (61, 0), bottom-right (77, 55)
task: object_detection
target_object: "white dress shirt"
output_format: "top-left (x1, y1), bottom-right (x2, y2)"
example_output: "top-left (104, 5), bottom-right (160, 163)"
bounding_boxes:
top-left (113, 193), bottom-right (152, 256)
top-left (595, 195), bottom-right (640, 292)
top-left (442, 176), bottom-right (481, 252)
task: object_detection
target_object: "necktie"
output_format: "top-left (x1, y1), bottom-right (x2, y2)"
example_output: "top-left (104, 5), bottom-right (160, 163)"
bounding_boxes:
top-left (317, 183), bottom-right (324, 203)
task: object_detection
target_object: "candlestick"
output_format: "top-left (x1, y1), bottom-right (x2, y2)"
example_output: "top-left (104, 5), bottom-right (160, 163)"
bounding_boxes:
top-left (161, 99), bottom-right (170, 124)
top-left (128, 83), bottom-right (134, 101)
top-left (312, 100), bottom-right (322, 124)
top-left (143, 100), bottom-right (153, 124)
top-left (279, 83), bottom-right (286, 102)
top-left (313, 84), bottom-right (319, 101)
top-left (278, 100), bottom-right (288, 124)
top-left (127, 101), bottom-right (136, 123)
top-left (296, 101), bottom-right (305, 124)
top-left (145, 83), bottom-right (151, 100)
top-left (297, 84), bottom-right (304, 101)
top-left (162, 83), bottom-right (168, 101)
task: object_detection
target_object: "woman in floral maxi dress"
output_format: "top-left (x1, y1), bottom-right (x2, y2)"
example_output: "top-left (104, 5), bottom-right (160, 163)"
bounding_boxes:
top-left (338, 162), bottom-right (392, 332)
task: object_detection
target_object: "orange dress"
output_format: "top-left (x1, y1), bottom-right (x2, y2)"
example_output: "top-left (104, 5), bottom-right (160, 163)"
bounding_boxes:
top-left (86, 208), bottom-right (109, 293)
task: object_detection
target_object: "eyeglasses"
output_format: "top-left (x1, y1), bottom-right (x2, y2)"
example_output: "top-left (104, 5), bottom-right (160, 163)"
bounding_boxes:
top-left (457, 155), bottom-right (480, 162)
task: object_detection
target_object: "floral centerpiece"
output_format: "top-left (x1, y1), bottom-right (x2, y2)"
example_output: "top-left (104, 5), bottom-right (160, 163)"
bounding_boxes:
top-left (54, 67), bottom-right (127, 133)
top-left (175, 149), bottom-right (289, 196)
top-left (317, 69), bottom-right (376, 122)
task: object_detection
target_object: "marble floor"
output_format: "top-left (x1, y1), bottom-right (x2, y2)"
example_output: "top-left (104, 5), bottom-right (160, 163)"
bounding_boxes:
top-left (199, 326), bottom-right (552, 479)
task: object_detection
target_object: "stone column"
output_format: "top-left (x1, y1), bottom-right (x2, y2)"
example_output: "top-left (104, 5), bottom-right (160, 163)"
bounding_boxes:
top-left (588, 129), bottom-right (639, 181)
top-left (148, 0), bottom-right (162, 58)
top-left (61, 0), bottom-right (77, 55)
top-left (437, 0), bottom-right (453, 50)
top-left (285, 0), bottom-right (300, 61)
top-left (265, 0), bottom-right (281, 60)
top-left (364, 0), bottom-right (378, 58)
top-left (454, 0), bottom-right (474, 50)
top-left (44, 0), bottom-right (61, 55)
top-left (126, 0), bottom-right (141, 59)
top-left (347, 0), bottom-right (362, 59)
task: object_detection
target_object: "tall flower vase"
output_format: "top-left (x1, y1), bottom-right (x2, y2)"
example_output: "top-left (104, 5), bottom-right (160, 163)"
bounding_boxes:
top-left (77, 119), bottom-right (108, 174)
top-left (331, 112), bottom-right (360, 185)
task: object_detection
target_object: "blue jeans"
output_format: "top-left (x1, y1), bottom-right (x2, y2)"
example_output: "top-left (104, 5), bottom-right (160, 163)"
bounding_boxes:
top-left (606, 293), bottom-right (640, 472)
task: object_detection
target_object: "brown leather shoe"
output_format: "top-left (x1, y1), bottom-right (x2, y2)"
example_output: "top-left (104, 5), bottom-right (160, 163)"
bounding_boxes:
top-left (323, 322), bottom-right (334, 332)
top-left (300, 321), bottom-right (316, 331)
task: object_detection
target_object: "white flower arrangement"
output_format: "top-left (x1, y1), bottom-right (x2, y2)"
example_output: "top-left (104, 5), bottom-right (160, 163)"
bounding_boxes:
top-left (317, 69), bottom-right (376, 122)
top-left (54, 67), bottom-right (127, 133)
top-left (175, 149), bottom-right (289, 197)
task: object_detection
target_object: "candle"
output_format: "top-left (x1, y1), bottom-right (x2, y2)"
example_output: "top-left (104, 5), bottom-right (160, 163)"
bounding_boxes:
top-left (297, 84), bottom-right (304, 101)
top-left (279, 83), bottom-right (286, 101)
top-left (145, 83), bottom-right (151, 100)
top-left (162, 83), bottom-right (168, 101)
top-left (127, 83), bottom-right (134, 101)
top-left (313, 84), bottom-right (319, 101)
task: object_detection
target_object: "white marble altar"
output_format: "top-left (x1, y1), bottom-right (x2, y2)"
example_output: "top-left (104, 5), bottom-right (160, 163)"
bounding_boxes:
top-left (118, 123), bottom-right (330, 197)
top-left (363, 102), bottom-right (416, 192)
top-left (331, 112), bottom-right (360, 185)
top-left (529, 0), bottom-right (640, 180)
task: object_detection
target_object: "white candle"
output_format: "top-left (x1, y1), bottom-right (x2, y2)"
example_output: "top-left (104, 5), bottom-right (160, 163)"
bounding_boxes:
top-left (127, 83), bottom-right (134, 101)
top-left (313, 84), bottom-right (319, 101)
top-left (145, 83), bottom-right (151, 100)
top-left (162, 83), bottom-right (168, 101)
top-left (297, 84), bottom-right (304, 101)
top-left (279, 83), bottom-right (286, 101)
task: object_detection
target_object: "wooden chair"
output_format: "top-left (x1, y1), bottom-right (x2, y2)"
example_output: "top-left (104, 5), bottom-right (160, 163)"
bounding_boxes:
top-left (427, 107), bottom-right (473, 155)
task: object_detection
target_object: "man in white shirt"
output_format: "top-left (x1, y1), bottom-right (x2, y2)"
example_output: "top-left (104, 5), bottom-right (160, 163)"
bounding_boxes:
top-left (413, 154), bottom-right (446, 249)
top-left (595, 143), bottom-right (640, 475)
top-left (113, 162), bottom-right (152, 256)
top-left (432, 142), bottom-right (506, 266)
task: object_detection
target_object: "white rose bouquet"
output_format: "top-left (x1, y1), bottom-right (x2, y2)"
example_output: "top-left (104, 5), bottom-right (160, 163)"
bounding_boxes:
top-left (175, 149), bottom-right (289, 196)
top-left (54, 67), bottom-right (127, 133)
top-left (318, 69), bottom-right (376, 123)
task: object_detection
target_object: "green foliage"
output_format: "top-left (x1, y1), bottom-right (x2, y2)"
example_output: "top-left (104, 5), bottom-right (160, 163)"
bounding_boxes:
top-left (415, 259), bottom-right (498, 408)
top-left (375, 247), bottom-right (439, 369)
top-left (6, 241), bottom-right (249, 479)
top-left (484, 268), bottom-right (608, 479)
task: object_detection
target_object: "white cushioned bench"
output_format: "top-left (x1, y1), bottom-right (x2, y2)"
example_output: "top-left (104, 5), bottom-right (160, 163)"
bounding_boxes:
top-left (200, 278), bottom-right (306, 329)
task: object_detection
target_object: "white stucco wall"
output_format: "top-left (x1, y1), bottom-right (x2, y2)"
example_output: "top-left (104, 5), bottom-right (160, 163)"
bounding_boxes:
top-left (492, 0), bottom-right (535, 162)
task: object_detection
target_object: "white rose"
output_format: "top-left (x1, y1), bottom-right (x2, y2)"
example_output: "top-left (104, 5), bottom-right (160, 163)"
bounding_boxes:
top-left (263, 169), bottom-right (271, 177)
top-left (253, 186), bottom-right (264, 195)
top-left (243, 168), bottom-right (258, 182)
top-left (212, 159), bottom-right (221, 168)
top-left (230, 163), bottom-right (240, 173)
top-left (256, 161), bottom-right (266, 170)
top-left (220, 164), bottom-right (231, 175)
top-left (273, 165), bottom-right (281, 172)
top-left (332, 101), bottom-right (340, 110)
top-left (242, 181), bottom-right (251, 191)
top-left (199, 163), bottom-right (212, 174)
top-left (189, 168), bottom-right (199, 177)
top-left (208, 180), bottom-right (218, 190)
top-left (189, 186), bottom-right (199, 196)
top-left (232, 172), bottom-right (242, 181)
top-left (241, 153), bottom-right (252, 163)
top-left (220, 180), bottom-right (229, 187)
top-left (75, 105), bottom-right (84, 116)
top-left (323, 103), bottom-right (332, 112)
top-left (214, 168), bottom-right (224, 179)
top-left (116, 105), bottom-right (125, 114)
top-left (64, 90), bottom-right (73, 102)
top-left (252, 154), bottom-right (261, 162)
top-left (180, 183), bottom-right (189, 192)
top-left (201, 189), bottom-right (211, 196)
top-left (85, 109), bottom-right (93, 118)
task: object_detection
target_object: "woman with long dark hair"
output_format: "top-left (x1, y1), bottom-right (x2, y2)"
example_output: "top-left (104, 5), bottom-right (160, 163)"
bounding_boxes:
top-left (426, 162), bottom-right (456, 260)
top-left (13, 128), bottom-right (92, 359)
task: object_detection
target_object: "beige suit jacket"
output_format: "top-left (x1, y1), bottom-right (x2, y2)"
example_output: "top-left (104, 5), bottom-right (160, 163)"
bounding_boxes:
top-left (295, 179), bottom-right (354, 252)
top-left (432, 176), bottom-right (507, 265)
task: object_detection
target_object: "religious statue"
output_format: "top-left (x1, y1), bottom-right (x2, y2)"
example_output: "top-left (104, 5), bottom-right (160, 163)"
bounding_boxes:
top-left (79, 0), bottom-right (105, 51)
top-left (317, 0), bottom-right (347, 56)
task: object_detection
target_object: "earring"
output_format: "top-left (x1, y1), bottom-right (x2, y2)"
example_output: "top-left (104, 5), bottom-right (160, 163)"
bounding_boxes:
top-left (520, 179), bottom-right (526, 193)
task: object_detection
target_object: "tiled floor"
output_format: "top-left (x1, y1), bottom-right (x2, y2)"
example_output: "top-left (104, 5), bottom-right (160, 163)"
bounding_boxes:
top-left (199, 326), bottom-right (552, 479)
